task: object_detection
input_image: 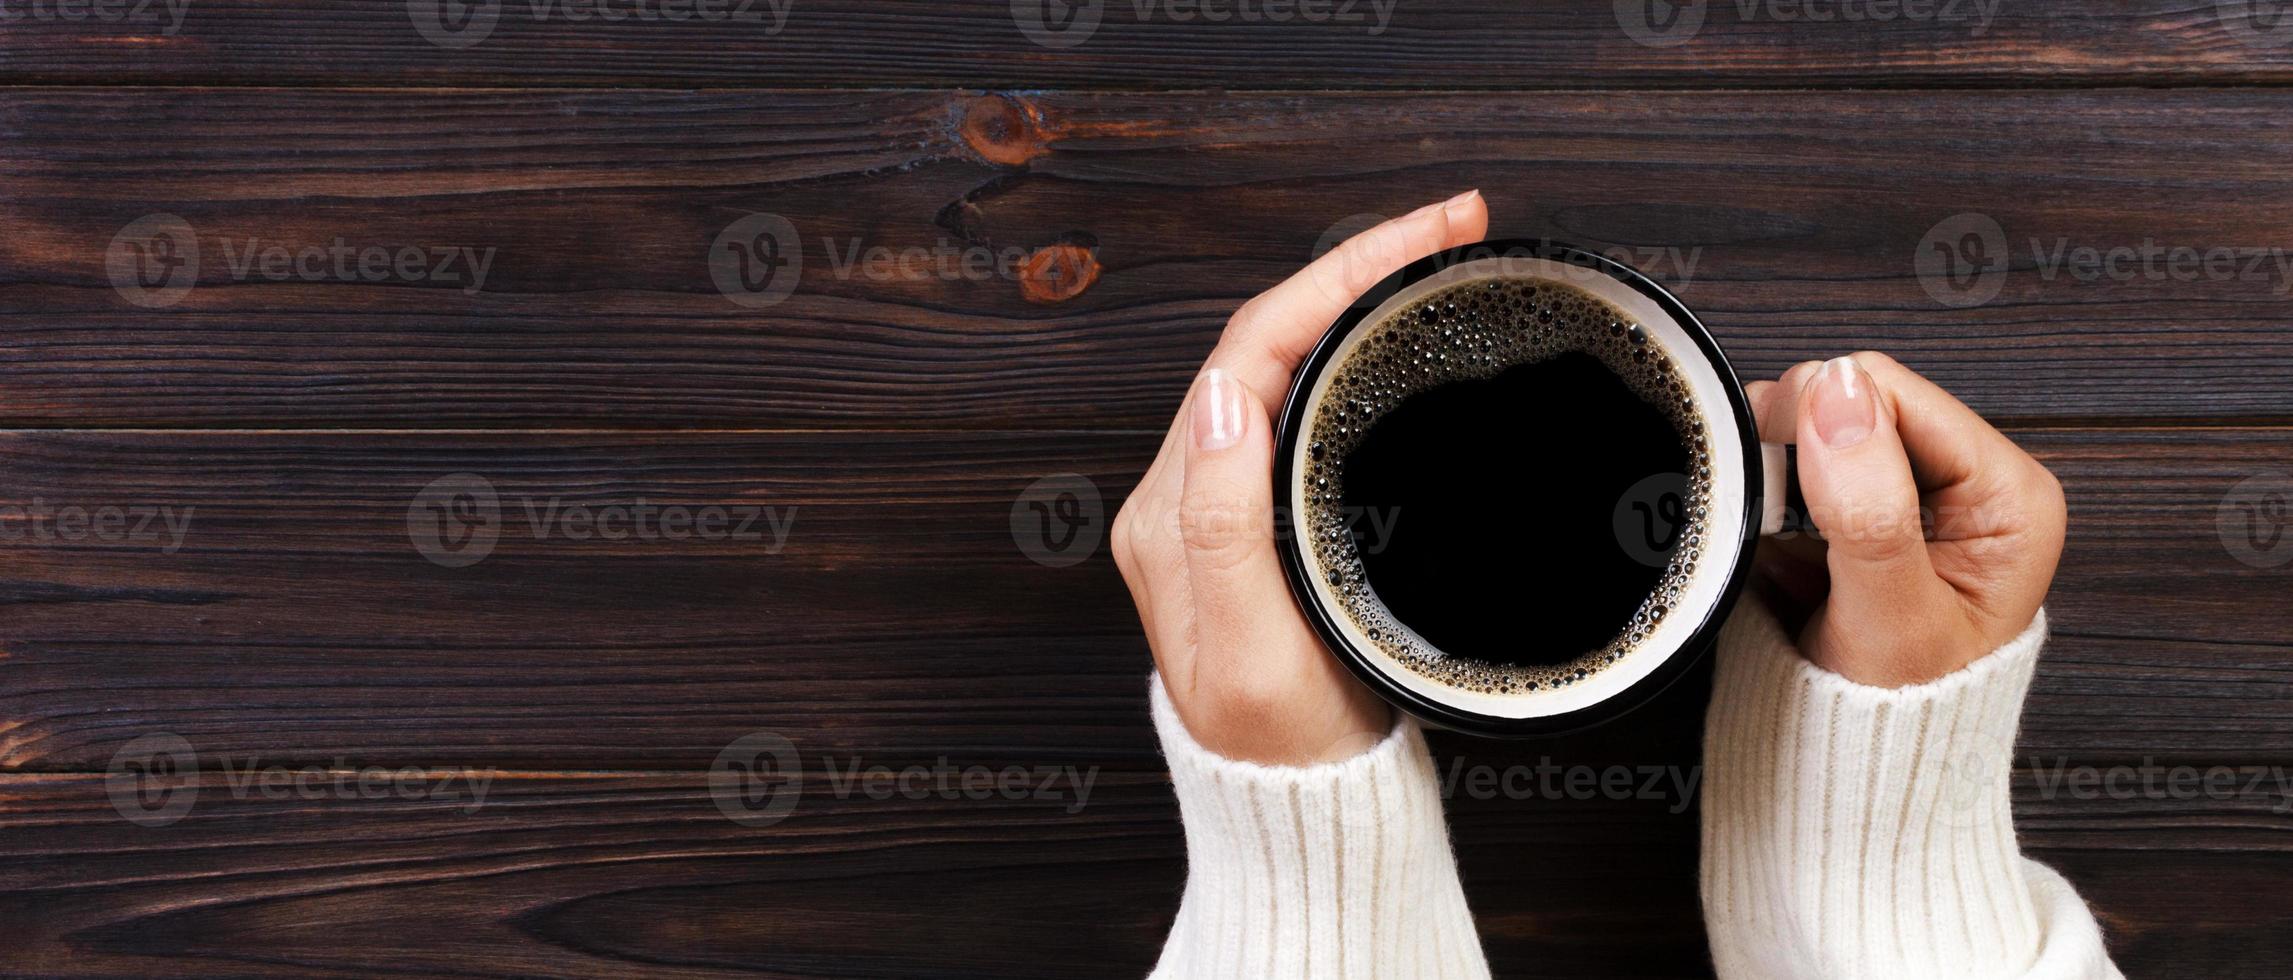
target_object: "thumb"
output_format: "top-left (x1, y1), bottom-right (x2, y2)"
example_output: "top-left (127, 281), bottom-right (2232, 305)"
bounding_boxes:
top-left (1177, 367), bottom-right (1309, 685)
top-left (1795, 355), bottom-right (1943, 630)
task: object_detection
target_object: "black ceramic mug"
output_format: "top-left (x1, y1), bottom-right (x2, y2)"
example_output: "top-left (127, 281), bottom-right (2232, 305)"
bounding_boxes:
top-left (1274, 240), bottom-right (1805, 738)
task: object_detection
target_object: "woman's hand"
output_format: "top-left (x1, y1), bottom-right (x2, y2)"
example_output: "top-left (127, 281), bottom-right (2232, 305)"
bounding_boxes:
top-left (1112, 190), bottom-right (1489, 765)
top-left (1747, 353), bottom-right (2068, 687)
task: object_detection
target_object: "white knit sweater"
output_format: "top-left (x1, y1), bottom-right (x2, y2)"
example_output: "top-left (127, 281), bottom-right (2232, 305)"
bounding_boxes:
top-left (1149, 602), bottom-right (2123, 979)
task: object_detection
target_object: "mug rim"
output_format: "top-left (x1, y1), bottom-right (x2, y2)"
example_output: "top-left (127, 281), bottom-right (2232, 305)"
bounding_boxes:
top-left (1271, 238), bottom-right (1764, 738)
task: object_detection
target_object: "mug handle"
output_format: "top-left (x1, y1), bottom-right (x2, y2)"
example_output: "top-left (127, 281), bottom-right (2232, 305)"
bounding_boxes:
top-left (1758, 442), bottom-right (1817, 538)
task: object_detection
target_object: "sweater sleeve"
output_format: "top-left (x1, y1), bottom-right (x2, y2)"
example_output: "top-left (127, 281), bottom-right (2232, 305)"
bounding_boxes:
top-left (1699, 601), bottom-right (2122, 980)
top-left (1147, 675), bottom-right (1491, 980)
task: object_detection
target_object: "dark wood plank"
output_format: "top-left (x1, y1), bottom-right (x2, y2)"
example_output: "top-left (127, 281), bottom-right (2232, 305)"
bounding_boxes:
top-left (3, 0), bottom-right (2292, 89)
top-left (1, 767), bottom-right (2285, 978)
top-left (10, 88), bottom-right (2293, 428)
top-left (0, 427), bottom-right (2287, 771)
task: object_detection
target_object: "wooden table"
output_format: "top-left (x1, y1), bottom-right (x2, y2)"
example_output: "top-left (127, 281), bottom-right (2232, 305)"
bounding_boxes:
top-left (4, 4), bottom-right (2292, 976)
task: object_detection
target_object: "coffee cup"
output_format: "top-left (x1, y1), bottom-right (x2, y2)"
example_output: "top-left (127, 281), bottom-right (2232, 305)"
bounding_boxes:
top-left (1273, 240), bottom-right (1804, 737)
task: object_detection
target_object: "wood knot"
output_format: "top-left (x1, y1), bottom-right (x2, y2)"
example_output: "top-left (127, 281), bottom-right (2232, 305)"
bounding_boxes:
top-left (1019, 240), bottom-right (1101, 304)
top-left (959, 94), bottom-right (1049, 168)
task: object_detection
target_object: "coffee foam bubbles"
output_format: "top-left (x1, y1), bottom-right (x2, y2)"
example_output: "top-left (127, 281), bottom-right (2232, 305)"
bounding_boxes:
top-left (1303, 275), bottom-right (1714, 696)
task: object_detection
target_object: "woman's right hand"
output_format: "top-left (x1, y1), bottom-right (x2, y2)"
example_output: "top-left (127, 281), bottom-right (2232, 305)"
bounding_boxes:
top-left (1112, 190), bottom-right (1489, 765)
top-left (1747, 352), bottom-right (2068, 687)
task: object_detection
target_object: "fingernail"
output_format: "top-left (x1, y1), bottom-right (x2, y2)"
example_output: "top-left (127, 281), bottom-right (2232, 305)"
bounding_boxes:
top-left (1810, 356), bottom-right (1875, 448)
top-left (1441, 189), bottom-right (1481, 215)
top-left (1192, 368), bottom-right (1245, 451)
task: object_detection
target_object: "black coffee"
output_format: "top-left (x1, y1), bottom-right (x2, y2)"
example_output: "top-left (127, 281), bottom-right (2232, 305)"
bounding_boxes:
top-left (1302, 276), bottom-right (1712, 696)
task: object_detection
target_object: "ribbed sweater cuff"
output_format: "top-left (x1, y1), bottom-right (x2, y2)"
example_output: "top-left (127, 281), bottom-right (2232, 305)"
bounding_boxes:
top-left (1148, 675), bottom-right (1491, 980)
top-left (1701, 603), bottom-right (2118, 980)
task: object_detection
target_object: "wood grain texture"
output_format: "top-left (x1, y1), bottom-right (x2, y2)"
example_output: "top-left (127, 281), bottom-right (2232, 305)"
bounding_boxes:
top-left (0, 427), bottom-right (2285, 771)
top-left (1, 768), bottom-right (2286, 978)
top-left (9, 88), bottom-right (2293, 428)
top-left (7, 7), bottom-right (2293, 974)
top-left (2, 0), bottom-right (2292, 89)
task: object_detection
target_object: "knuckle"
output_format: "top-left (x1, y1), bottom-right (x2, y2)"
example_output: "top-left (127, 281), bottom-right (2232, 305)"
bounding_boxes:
top-left (1178, 500), bottom-right (1262, 565)
top-left (1225, 299), bottom-right (1273, 342)
top-left (1848, 350), bottom-right (1902, 373)
top-left (2027, 460), bottom-right (2069, 534)
top-left (1777, 359), bottom-right (1825, 392)
top-left (1835, 508), bottom-right (1927, 564)
top-left (1203, 672), bottom-right (1289, 731)
top-left (1110, 502), bottom-right (1139, 570)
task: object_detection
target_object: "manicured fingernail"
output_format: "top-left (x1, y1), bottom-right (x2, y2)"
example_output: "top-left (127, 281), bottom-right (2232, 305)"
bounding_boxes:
top-left (1810, 356), bottom-right (1875, 448)
top-left (1192, 368), bottom-right (1245, 451)
top-left (1441, 189), bottom-right (1481, 215)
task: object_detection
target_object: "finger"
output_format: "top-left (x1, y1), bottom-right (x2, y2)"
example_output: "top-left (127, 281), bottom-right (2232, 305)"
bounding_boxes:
top-left (1750, 360), bottom-right (1824, 444)
top-left (1794, 355), bottom-right (1943, 617)
top-left (1177, 367), bottom-right (1306, 685)
top-left (1118, 396), bottom-right (1195, 669)
top-left (1850, 351), bottom-right (2049, 498)
top-left (1848, 353), bottom-right (2065, 632)
top-left (1213, 190), bottom-right (1490, 406)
